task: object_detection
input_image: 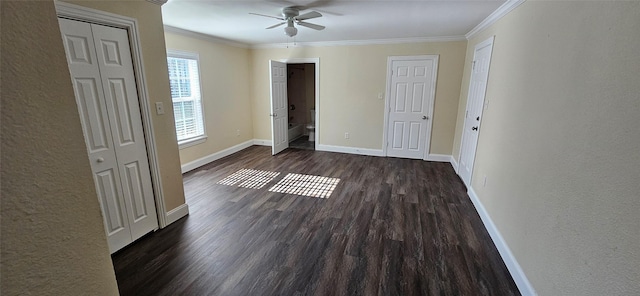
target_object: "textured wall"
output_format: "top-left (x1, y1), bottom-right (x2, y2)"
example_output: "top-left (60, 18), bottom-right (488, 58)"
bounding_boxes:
top-left (453, 2), bottom-right (640, 295)
top-left (64, 0), bottom-right (187, 211)
top-left (1, 1), bottom-right (119, 294)
top-left (250, 41), bottom-right (467, 155)
top-left (164, 32), bottom-right (254, 165)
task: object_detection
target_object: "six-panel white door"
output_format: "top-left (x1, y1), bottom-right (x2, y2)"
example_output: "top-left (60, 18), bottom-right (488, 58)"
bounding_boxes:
top-left (458, 37), bottom-right (494, 187)
top-left (270, 60), bottom-right (288, 155)
top-left (59, 18), bottom-right (158, 253)
top-left (386, 58), bottom-right (436, 159)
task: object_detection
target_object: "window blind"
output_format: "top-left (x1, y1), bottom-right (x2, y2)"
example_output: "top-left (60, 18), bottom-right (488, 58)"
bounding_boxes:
top-left (167, 55), bottom-right (204, 143)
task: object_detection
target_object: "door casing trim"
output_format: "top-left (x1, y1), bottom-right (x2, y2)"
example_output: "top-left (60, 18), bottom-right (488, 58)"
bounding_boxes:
top-left (277, 58), bottom-right (320, 148)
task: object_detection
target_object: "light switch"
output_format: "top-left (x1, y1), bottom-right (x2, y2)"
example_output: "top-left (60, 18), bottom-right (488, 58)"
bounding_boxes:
top-left (155, 102), bottom-right (165, 115)
top-left (378, 92), bottom-right (384, 99)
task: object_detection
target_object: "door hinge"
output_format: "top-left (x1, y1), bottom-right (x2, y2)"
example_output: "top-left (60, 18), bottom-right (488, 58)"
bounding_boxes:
top-left (472, 60), bottom-right (476, 71)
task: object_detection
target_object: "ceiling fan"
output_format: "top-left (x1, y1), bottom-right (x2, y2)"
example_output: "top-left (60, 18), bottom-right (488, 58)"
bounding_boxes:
top-left (250, 7), bottom-right (325, 37)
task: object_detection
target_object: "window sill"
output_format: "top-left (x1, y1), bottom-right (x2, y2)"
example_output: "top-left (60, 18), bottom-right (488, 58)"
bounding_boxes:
top-left (178, 136), bottom-right (207, 150)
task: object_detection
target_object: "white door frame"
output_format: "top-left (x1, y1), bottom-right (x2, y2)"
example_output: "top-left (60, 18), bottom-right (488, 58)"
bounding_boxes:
top-left (56, 2), bottom-right (168, 228)
top-left (278, 58), bottom-right (320, 147)
top-left (457, 36), bottom-right (495, 187)
top-left (382, 55), bottom-right (439, 160)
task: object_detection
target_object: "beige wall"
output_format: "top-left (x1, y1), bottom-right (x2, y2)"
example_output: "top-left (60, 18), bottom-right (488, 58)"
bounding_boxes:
top-left (250, 42), bottom-right (467, 154)
top-left (1, 1), bottom-right (119, 294)
top-left (164, 32), bottom-right (254, 164)
top-left (64, 0), bottom-right (186, 211)
top-left (453, 2), bottom-right (640, 295)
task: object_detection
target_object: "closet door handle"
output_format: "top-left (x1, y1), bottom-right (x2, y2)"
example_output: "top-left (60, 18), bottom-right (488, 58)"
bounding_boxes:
top-left (97, 157), bottom-right (105, 163)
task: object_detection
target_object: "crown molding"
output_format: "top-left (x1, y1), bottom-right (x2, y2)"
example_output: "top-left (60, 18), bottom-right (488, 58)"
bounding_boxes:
top-left (252, 35), bottom-right (467, 49)
top-left (163, 26), bottom-right (251, 49)
top-left (465, 0), bottom-right (526, 40)
top-left (146, 0), bottom-right (168, 6)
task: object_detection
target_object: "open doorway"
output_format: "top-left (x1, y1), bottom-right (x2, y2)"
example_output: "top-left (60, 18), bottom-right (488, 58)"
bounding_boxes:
top-left (286, 63), bottom-right (316, 150)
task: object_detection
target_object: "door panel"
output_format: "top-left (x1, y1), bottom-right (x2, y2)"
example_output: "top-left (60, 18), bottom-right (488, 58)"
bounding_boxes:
top-left (107, 78), bottom-right (136, 145)
top-left (123, 161), bottom-right (148, 222)
top-left (411, 83), bottom-right (425, 111)
top-left (386, 58), bottom-right (435, 159)
top-left (459, 38), bottom-right (494, 187)
top-left (94, 168), bottom-right (131, 251)
top-left (270, 61), bottom-right (288, 155)
top-left (95, 170), bottom-right (126, 232)
top-left (408, 122), bottom-right (421, 149)
top-left (74, 78), bottom-right (111, 152)
top-left (91, 23), bottom-right (158, 241)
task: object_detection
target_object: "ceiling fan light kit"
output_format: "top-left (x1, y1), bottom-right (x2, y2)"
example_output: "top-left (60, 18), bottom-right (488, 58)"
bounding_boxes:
top-left (250, 6), bottom-right (325, 38)
top-left (284, 26), bottom-right (298, 37)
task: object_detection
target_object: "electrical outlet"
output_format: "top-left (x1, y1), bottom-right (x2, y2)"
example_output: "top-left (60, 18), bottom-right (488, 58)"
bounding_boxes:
top-left (155, 102), bottom-right (165, 115)
top-left (378, 92), bottom-right (383, 99)
top-left (344, 132), bottom-right (350, 139)
top-left (236, 129), bottom-right (240, 136)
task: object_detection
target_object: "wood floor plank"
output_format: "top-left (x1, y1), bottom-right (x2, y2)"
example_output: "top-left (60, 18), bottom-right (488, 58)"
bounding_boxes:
top-left (112, 146), bottom-right (520, 295)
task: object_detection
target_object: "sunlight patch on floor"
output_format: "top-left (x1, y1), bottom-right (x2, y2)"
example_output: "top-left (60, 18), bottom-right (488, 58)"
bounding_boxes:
top-left (217, 169), bottom-right (280, 189)
top-left (268, 173), bottom-right (340, 199)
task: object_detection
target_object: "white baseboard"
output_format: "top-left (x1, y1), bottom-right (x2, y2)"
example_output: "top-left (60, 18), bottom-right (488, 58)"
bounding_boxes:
top-left (317, 144), bottom-right (384, 157)
top-left (451, 156), bottom-right (459, 173)
top-left (253, 139), bottom-right (272, 146)
top-left (426, 154), bottom-right (460, 173)
top-left (467, 188), bottom-right (537, 296)
top-left (165, 203), bottom-right (189, 226)
top-left (425, 153), bottom-right (451, 162)
top-left (181, 140), bottom-right (253, 173)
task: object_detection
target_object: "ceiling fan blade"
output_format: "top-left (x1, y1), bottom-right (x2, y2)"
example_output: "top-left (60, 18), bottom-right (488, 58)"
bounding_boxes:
top-left (249, 12), bottom-right (284, 20)
top-left (297, 21), bottom-right (325, 31)
top-left (296, 11), bottom-right (322, 21)
top-left (266, 22), bottom-right (286, 29)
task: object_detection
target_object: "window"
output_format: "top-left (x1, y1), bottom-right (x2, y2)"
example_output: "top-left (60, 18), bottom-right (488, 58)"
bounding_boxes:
top-left (167, 50), bottom-right (205, 147)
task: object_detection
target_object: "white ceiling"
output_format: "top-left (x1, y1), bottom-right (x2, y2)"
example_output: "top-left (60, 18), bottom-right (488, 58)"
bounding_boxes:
top-left (161, 0), bottom-right (507, 46)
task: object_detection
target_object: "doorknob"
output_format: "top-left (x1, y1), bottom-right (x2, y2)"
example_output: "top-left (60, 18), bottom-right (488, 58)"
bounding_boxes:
top-left (472, 126), bottom-right (478, 131)
top-left (269, 114), bottom-right (276, 117)
top-left (422, 116), bottom-right (428, 120)
top-left (97, 157), bottom-right (105, 163)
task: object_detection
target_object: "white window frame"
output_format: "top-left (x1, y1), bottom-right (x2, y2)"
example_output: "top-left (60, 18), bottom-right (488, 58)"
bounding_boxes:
top-left (167, 49), bottom-right (207, 149)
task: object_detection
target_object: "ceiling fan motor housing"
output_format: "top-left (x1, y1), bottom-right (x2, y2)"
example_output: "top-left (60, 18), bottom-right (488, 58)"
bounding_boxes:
top-left (282, 7), bottom-right (300, 19)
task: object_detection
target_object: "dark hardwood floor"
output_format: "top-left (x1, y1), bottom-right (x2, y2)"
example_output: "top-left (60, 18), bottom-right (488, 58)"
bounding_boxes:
top-left (112, 146), bottom-right (520, 296)
top-left (289, 135), bottom-right (315, 150)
